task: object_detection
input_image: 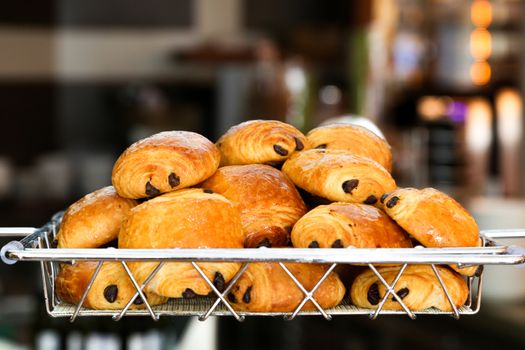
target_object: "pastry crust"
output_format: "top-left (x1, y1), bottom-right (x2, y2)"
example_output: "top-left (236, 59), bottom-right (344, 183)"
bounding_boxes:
top-left (227, 262), bottom-right (346, 312)
top-left (282, 149), bottom-right (396, 204)
top-left (56, 261), bottom-right (167, 310)
top-left (57, 186), bottom-right (137, 248)
top-left (307, 124), bottom-right (393, 172)
top-left (118, 189), bottom-right (244, 298)
top-left (291, 202), bottom-right (412, 249)
top-left (350, 265), bottom-right (468, 312)
top-left (112, 131), bottom-right (220, 199)
top-left (217, 120), bottom-right (308, 166)
top-left (381, 188), bottom-right (481, 276)
top-left (200, 164), bottom-right (307, 247)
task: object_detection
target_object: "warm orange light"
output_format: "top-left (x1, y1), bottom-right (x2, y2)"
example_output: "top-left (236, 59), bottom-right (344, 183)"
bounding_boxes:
top-left (470, 61), bottom-right (491, 86)
top-left (471, 0), bottom-right (493, 28)
top-left (470, 28), bottom-right (492, 61)
top-left (417, 96), bottom-right (451, 121)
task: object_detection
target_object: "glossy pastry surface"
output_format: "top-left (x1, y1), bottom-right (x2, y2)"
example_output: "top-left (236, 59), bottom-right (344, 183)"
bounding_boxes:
top-left (282, 149), bottom-right (396, 204)
top-left (307, 123), bottom-right (393, 172)
top-left (118, 188), bottom-right (244, 298)
top-left (200, 164), bottom-right (307, 247)
top-left (57, 186), bottom-right (137, 249)
top-left (350, 265), bottom-right (468, 311)
top-left (217, 120), bottom-right (308, 166)
top-left (291, 202), bottom-right (412, 249)
top-left (112, 131), bottom-right (220, 199)
top-left (227, 262), bottom-right (345, 312)
top-left (381, 187), bottom-right (480, 276)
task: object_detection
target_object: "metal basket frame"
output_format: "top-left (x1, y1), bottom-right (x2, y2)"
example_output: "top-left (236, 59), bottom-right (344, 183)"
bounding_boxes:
top-left (1, 212), bottom-right (525, 323)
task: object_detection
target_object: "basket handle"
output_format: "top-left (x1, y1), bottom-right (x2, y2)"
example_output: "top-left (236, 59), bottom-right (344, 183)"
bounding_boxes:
top-left (480, 229), bottom-right (525, 239)
top-left (0, 228), bottom-right (37, 237)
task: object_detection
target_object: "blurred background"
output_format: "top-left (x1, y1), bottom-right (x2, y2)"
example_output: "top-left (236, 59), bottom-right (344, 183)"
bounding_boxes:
top-left (1, 0), bottom-right (525, 349)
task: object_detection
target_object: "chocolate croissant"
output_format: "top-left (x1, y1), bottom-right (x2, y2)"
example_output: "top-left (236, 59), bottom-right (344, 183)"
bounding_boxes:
top-left (282, 149), bottom-right (396, 204)
top-left (381, 188), bottom-right (481, 276)
top-left (306, 123), bottom-right (393, 172)
top-left (57, 186), bottom-right (137, 249)
top-left (56, 261), bottom-right (167, 310)
top-left (55, 188), bottom-right (166, 309)
top-left (291, 203), bottom-right (412, 249)
top-left (227, 262), bottom-right (345, 312)
top-left (200, 164), bottom-right (307, 248)
top-left (112, 131), bottom-right (220, 199)
top-left (350, 265), bottom-right (468, 312)
top-left (217, 120), bottom-right (308, 166)
top-left (118, 189), bottom-right (244, 298)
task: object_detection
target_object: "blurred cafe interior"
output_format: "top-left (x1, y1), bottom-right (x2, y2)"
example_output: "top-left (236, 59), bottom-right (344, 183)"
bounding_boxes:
top-left (1, 0), bottom-right (525, 349)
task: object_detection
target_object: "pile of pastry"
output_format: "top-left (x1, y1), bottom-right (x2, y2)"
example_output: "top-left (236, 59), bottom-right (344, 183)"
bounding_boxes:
top-left (55, 120), bottom-right (480, 313)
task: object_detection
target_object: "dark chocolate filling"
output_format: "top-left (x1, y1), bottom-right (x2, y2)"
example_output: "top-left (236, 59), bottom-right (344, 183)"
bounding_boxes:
top-left (213, 272), bottom-right (226, 293)
top-left (367, 283), bottom-right (380, 305)
top-left (145, 181), bottom-right (161, 197)
top-left (168, 172), bottom-right (180, 188)
top-left (308, 241), bottom-right (320, 248)
top-left (294, 137), bottom-right (304, 151)
top-left (386, 196), bottom-right (400, 208)
top-left (242, 286), bottom-right (252, 303)
top-left (273, 144), bottom-right (289, 156)
top-left (104, 285), bottom-right (118, 303)
top-left (363, 195), bottom-right (378, 205)
top-left (331, 239), bottom-right (344, 248)
top-left (182, 288), bottom-right (196, 298)
top-left (342, 179), bottom-right (359, 194)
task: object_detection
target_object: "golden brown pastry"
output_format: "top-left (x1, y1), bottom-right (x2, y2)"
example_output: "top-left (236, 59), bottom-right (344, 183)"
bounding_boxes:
top-left (291, 203), bottom-right (412, 249)
top-left (57, 186), bottom-right (137, 249)
top-left (350, 265), bottom-right (468, 312)
top-left (381, 188), bottom-right (481, 276)
top-left (56, 261), bottom-right (167, 310)
top-left (282, 149), bottom-right (396, 204)
top-left (217, 120), bottom-right (308, 166)
top-left (119, 189), bottom-right (244, 298)
top-left (112, 131), bottom-right (220, 199)
top-left (227, 262), bottom-right (345, 312)
top-left (200, 164), bottom-right (307, 248)
top-left (306, 123), bottom-right (393, 172)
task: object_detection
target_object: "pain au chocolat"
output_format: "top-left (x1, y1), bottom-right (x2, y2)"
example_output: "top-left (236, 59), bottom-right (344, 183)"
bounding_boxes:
top-left (291, 203), bottom-right (411, 249)
top-left (112, 131), bottom-right (220, 199)
top-left (306, 123), bottom-right (393, 172)
top-left (55, 188), bottom-right (166, 310)
top-left (217, 120), bottom-right (308, 166)
top-left (200, 164), bottom-right (307, 248)
top-left (227, 262), bottom-right (345, 312)
top-left (350, 265), bottom-right (468, 312)
top-left (381, 188), bottom-right (481, 276)
top-left (57, 186), bottom-right (137, 249)
top-left (56, 261), bottom-right (167, 310)
top-left (118, 189), bottom-right (244, 299)
top-left (282, 149), bottom-right (396, 204)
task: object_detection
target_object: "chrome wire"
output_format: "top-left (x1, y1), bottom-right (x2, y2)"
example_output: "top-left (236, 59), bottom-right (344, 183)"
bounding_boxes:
top-left (370, 264), bottom-right (410, 320)
top-left (70, 261), bottom-right (103, 322)
top-left (368, 264), bottom-right (416, 320)
top-left (280, 262), bottom-right (337, 321)
top-left (113, 262), bottom-right (166, 321)
top-left (1, 213), bottom-right (520, 321)
top-left (191, 262), bottom-right (245, 322)
top-left (198, 262), bottom-right (251, 321)
top-left (120, 261), bottom-right (158, 321)
top-left (431, 264), bottom-right (460, 319)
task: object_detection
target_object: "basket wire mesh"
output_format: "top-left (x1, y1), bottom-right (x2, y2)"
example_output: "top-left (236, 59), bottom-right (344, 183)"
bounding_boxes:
top-left (2, 212), bottom-right (524, 323)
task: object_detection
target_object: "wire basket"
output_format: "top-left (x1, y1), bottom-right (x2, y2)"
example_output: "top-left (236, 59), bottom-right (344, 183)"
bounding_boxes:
top-left (1, 212), bottom-right (524, 323)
